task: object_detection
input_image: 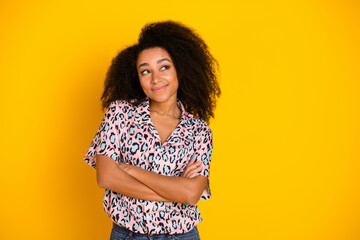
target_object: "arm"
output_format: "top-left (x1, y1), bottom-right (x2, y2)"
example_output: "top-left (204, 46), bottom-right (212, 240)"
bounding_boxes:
top-left (118, 158), bottom-right (208, 206)
top-left (96, 154), bottom-right (170, 202)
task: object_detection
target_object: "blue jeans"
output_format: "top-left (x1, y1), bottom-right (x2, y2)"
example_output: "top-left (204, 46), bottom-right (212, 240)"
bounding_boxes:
top-left (110, 223), bottom-right (200, 240)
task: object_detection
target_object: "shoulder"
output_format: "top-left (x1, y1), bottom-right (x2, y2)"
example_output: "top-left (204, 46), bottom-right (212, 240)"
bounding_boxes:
top-left (106, 99), bottom-right (134, 112)
top-left (105, 99), bottom-right (139, 118)
top-left (185, 114), bottom-right (213, 151)
top-left (184, 112), bottom-right (212, 138)
top-left (101, 100), bottom-right (138, 126)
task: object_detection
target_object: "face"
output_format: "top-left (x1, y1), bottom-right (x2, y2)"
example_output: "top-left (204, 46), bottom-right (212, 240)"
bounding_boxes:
top-left (137, 47), bottom-right (179, 104)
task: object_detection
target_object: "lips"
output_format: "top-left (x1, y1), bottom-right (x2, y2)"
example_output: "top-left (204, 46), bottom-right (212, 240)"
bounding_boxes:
top-left (151, 85), bottom-right (168, 93)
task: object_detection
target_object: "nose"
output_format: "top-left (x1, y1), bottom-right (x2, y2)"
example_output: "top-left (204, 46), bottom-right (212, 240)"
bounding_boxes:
top-left (150, 71), bottom-right (160, 84)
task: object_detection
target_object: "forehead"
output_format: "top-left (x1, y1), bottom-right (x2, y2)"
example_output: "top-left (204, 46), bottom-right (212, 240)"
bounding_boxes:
top-left (137, 47), bottom-right (172, 65)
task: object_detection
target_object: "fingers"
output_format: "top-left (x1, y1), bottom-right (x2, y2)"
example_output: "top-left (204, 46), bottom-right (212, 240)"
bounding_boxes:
top-left (182, 158), bottom-right (203, 178)
top-left (184, 165), bottom-right (203, 178)
top-left (185, 161), bottom-right (202, 173)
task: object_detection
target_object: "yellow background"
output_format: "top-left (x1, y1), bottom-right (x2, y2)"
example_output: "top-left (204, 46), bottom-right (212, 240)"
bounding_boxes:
top-left (1, 0), bottom-right (359, 239)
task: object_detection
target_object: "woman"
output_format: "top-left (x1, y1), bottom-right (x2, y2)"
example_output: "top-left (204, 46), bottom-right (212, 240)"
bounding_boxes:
top-left (84, 20), bottom-right (221, 239)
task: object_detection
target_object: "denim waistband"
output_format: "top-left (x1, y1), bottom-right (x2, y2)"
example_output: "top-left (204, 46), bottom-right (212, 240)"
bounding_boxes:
top-left (111, 222), bottom-right (200, 240)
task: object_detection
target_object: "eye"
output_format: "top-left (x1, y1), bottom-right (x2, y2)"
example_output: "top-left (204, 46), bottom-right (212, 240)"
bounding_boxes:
top-left (160, 65), bottom-right (170, 71)
top-left (140, 69), bottom-right (150, 75)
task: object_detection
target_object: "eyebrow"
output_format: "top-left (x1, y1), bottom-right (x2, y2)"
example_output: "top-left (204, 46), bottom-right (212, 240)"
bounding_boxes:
top-left (138, 58), bottom-right (172, 69)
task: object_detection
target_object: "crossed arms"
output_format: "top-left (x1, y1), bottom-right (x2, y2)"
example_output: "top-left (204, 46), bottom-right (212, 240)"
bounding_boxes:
top-left (96, 155), bottom-right (208, 206)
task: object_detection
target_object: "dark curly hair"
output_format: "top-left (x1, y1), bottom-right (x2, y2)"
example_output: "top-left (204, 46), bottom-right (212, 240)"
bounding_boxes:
top-left (101, 20), bottom-right (220, 123)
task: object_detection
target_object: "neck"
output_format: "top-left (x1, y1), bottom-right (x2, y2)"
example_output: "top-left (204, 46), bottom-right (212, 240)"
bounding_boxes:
top-left (149, 99), bottom-right (181, 118)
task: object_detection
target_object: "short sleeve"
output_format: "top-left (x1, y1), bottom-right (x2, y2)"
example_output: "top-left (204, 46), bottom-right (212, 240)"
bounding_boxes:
top-left (193, 122), bottom-right (213, 200)
top-left (83, 101), bottom-right (121, 169)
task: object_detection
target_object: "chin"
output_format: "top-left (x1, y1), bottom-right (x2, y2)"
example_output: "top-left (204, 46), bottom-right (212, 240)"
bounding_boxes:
top-left (149, 96), bottom-right (170, 103)
top-left (148, 93), bottom-right (177, 104)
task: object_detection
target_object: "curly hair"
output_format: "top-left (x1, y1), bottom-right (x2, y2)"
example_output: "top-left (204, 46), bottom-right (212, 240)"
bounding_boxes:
top-left (101, 20), bottom-right (220, 123)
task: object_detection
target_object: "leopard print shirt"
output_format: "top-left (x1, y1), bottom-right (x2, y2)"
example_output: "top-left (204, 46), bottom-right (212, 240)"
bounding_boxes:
top-left (84, 98), bottom-right (212, 234)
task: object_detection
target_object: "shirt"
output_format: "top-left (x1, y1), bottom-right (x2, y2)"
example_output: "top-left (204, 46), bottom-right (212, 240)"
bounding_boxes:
top-left (83, 98), bottom-right (213, 234)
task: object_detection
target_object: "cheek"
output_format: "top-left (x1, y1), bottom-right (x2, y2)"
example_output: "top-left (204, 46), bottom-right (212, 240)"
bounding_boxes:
top-left (139, 79), bottom-right (147, 91)
top-left (173, 75), bottom-right (179, 89)
top-left (170, 70), bottom-right (179, 84)
top-left (173, 79), bottom-right (179, 89)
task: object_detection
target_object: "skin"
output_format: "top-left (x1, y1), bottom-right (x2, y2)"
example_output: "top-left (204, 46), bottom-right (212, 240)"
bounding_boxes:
top-left (137, 47), bottom-right (181, 144)
top-left (96, 47), bottom-right (208, 205)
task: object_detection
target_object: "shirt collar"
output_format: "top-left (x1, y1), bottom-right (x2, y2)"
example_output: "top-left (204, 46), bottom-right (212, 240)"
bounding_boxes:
top-left (133, 97), bottom-right (195, 145)
top-left (135, 97), bottom-right (187, 126)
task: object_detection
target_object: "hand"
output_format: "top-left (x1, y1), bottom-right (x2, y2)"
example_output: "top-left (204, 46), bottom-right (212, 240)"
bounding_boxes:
top-left (117, 161), bottom-right (128, 171)
top-left (181, 158), bottom-right (203, 178)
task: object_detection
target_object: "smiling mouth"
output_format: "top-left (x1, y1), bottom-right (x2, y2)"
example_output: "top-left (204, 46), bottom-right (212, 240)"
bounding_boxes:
top-left (152, 85), bottom-right (168, 93)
